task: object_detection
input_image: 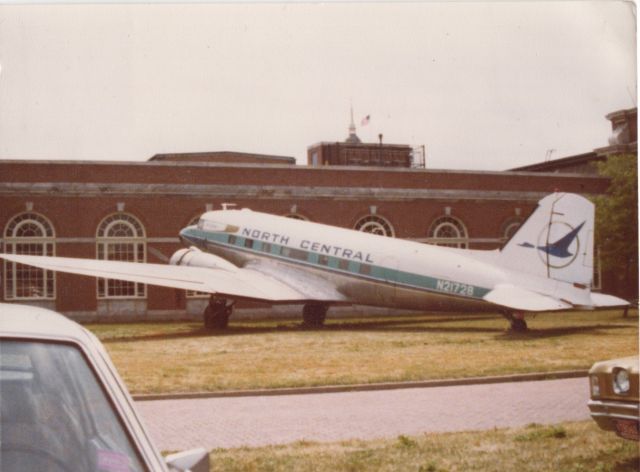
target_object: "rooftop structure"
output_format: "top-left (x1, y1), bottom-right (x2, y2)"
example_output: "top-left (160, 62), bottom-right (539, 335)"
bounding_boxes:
top-left (149, 151), bottom-right (296, 165)
top-left (512, 107), bottom-right (637, 174)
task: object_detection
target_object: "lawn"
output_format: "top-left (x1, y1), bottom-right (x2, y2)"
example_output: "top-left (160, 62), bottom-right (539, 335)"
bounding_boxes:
top-left (86, 309), bottom-right (638, 394)
top-left (207, 421), bottom-right (639, 472)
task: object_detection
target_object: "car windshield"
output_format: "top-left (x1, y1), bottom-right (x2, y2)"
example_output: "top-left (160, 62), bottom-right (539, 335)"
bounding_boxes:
top-left (0, 340), bottom-right (147, 472)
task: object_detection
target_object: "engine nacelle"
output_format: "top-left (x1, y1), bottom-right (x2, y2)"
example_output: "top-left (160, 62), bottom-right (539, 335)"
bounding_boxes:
top-left (169, 247), bottom-right (238, 272)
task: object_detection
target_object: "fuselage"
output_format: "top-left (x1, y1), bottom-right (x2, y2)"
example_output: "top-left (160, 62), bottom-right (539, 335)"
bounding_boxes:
top-left (179, 209), bottom-right (514, 312)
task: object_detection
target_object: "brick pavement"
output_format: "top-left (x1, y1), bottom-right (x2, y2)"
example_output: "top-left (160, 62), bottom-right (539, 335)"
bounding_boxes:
top-left (135, 377), bottom-right (590, 451)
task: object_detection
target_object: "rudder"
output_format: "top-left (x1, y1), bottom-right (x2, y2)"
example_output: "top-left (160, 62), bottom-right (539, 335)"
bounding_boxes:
top-left (499, 193), bottom-right (594, 285)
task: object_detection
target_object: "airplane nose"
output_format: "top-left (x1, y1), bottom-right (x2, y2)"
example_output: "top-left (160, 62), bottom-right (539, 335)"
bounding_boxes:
top-left (179, 227), bottom-right (195, 245)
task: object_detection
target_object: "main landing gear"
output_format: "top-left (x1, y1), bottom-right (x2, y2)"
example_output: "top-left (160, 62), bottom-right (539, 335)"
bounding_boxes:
top-left (502, 310), bottom-right (528, 332)
top-left (203, 299), bottom-right (328, 330)
top-left (302, 303), bottom-right (328, 328)
top-left (204, 296), bottom-right (234, 330)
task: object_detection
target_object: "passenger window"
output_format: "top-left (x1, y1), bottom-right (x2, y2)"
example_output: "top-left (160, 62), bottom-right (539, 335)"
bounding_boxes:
top-left (281, 247), bottom-right (308, 261)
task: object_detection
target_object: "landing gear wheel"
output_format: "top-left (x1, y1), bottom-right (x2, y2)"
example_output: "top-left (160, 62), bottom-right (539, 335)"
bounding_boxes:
top-left (302, 304), bottom-right (328, 328)
top-left (502, 310), bottom-right (528, 332)
top-left (204, 298), bottom-right (233, 330)
top-left (510, 317), bottom-right (528, 332)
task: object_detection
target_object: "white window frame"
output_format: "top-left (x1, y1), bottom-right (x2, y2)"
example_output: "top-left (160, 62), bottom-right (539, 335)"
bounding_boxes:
top-left (96, 213), bottom-right (147, 299)
top-left (428, 216), bottom-right (469, 249)
top-left (593, 246), bottom-right (602, 291)
top-left (354, 215), bottom-right (395, 237)
top-left (3, 212), bottom-right (56, 300)
top-left (501, 219), bottom-right (523, 245)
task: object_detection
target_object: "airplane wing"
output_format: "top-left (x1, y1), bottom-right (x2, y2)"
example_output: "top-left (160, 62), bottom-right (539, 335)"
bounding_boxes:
top-left (482, 284), bottom-right (573, 311)
top-left (0, 254), bottom-right (345, 303)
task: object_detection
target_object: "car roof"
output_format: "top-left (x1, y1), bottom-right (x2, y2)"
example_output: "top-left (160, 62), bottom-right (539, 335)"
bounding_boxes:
top-left (0, 303), bottom-right (90, 343)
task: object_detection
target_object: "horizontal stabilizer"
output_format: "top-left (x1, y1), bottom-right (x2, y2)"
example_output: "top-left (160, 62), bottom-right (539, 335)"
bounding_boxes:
top-left (590, 292), bottom-right (629, 308)
top-left (483, 284), bottom-right (573, 312)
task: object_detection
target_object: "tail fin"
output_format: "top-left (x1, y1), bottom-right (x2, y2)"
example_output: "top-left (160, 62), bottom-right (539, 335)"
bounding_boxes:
top-left (499, 193), bottom-right (594, 285)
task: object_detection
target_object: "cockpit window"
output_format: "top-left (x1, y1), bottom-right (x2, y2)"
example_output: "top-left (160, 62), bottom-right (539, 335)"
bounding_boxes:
top-left (0, 340), bottom-right (147, 472)
top-left (199, 220), bottom-right (239, 233)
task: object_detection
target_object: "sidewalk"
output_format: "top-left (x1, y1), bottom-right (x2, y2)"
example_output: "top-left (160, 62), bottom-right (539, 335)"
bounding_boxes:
top-left (135, 376), bottom-right (591, 450)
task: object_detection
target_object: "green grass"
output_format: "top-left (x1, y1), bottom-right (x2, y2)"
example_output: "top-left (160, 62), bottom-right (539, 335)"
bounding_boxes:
top-left (207, 421), bottom-right (639, 472)
top-left (86, 309), bottom-right (638, 394)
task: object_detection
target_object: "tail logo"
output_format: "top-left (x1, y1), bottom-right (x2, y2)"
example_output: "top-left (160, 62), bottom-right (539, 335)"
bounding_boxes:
top-left (518, 221), bottom-right (584, 269)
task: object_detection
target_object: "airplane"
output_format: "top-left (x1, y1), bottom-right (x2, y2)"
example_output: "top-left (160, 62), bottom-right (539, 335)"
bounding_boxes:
top-left (0, 192), bottom-right (628, 331)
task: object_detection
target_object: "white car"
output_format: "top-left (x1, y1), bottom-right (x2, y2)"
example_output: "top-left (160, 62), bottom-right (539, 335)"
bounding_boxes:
top-left (0, 303), bottom-right (209, 471)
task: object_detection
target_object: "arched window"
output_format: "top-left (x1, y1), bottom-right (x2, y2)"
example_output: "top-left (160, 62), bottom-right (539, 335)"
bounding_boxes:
top-left (3, 212), bottom-right (56, 300)
top-left (428, 216), bottom-right (469, 249)
top-left (354, 215), bottom-right (395, 237)
top-left (502, 218), bottom-right (523, 244)
top-left (96, 213), bottom-right (146, 298)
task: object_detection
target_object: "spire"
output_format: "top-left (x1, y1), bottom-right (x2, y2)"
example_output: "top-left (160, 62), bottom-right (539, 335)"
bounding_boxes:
top-left (349, 105), bottom-right (356, 135)
top-left (346, 104), bottom-right (361, 144)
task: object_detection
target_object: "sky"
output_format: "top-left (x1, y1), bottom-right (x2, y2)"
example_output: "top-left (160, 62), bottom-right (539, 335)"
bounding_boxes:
top-left (0, 2), bottom-right (636, 170)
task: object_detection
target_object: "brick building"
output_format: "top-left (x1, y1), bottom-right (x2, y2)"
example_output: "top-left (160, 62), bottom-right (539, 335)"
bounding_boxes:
top-left (511, 107), bottom-right (637, 175)
top-left (307, 110), bottom-right (416, 168)
top-left (3, 107), bottom-right (635, 320)
top-left (307, 139), bottom-right (414, 168)
top-left (0, 156), bottom-right (609, 320)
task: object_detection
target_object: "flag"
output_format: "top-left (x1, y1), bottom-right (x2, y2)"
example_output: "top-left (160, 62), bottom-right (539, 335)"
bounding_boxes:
top-left (361, 115), bottom-right (370, 126)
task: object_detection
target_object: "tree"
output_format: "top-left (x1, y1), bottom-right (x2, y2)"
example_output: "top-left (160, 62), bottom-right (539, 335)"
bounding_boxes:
top-left (593, 153), bottom-right (638, 300)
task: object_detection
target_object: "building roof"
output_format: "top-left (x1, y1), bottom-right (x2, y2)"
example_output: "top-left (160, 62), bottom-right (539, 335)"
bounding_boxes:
top-left (0, 158), bottom-right (610, 196)
top-left (149, 151), bottom-right (296, 165)
top-left (606, 107), bottom-right (637, 122)
top-left (1, 303), bottom-right (90, 342)
top-left (345, 132), bottom-right (362, 144)
top-left (509, 152), bottom-right (603, 173)
top-left (307, 141), bottom-right (412, 150)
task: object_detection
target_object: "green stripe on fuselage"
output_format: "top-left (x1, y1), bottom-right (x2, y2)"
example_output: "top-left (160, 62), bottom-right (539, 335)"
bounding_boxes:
top-left (181, 228), bottom-right (491, 300)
